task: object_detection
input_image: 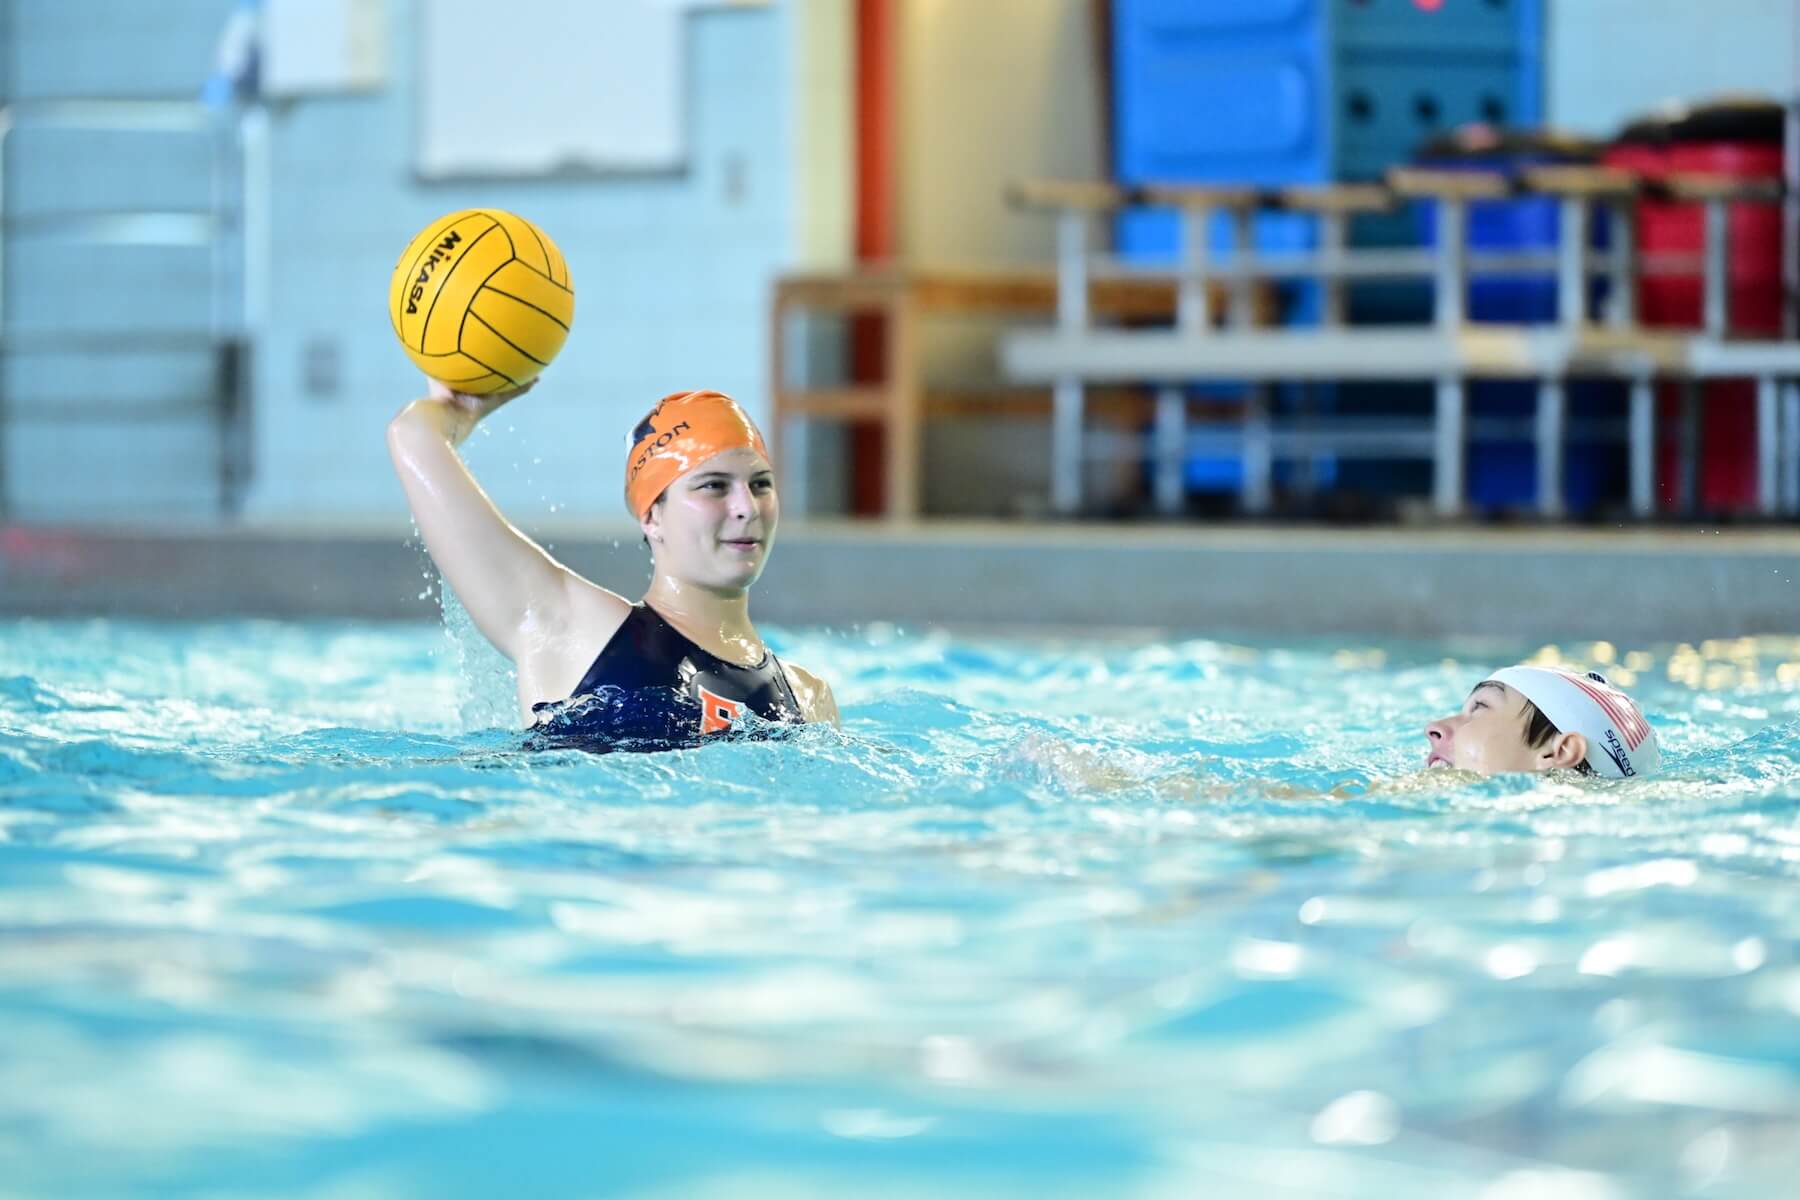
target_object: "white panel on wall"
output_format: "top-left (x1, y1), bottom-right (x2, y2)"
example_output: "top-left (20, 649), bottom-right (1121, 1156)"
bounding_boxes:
top-left (417, 0), bottom-right (691, 177)
top-left (415, 0), bottom-right (771, 178)
top-left (263, 0), bottom-right (387, 96)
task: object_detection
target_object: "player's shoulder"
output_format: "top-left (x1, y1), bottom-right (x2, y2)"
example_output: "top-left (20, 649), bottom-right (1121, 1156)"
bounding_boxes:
top-left (781, 660), bottom-right (839, 726)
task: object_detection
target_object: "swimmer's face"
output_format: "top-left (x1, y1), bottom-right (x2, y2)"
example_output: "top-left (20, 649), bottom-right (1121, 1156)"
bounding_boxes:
top-left (641, 447), bottom-right (777, 591)
top-left (1423, 681), bottom-right (1583, 775)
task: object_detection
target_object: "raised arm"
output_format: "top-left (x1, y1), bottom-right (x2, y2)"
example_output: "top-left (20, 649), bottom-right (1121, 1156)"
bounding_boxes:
top-left (385, 379), bottom-right (624, 664)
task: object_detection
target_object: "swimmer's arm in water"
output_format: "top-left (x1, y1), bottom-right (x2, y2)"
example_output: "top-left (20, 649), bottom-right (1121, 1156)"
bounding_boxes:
top-left (782, 661), bottom-right (840, 728)
top-left (386, 379), bottom-right (630, 680)
top-left (1017, 734), bottom-right (1395, 800)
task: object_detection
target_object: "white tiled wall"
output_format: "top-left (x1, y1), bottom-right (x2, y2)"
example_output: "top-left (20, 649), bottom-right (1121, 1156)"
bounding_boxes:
top-left (247, 0), bottom-right (797, 523)
top-left (2, 0), bottom-right (800, 525)
top-left (1548, 0), bottom-right (1797, 135)
top-left (7, 0), bottom-right (238, 99)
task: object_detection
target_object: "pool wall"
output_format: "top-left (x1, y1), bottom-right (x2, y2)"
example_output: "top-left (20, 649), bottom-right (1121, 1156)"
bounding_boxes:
top-left (3, 523), bottom-right (1794, 642)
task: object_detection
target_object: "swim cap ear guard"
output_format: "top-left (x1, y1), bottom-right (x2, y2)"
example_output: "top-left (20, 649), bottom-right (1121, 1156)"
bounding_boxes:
top-left (1485, 666), bottom-right (1661, 779)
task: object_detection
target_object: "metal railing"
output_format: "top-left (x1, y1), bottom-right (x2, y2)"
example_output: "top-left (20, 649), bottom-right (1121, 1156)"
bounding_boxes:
top-left (1003, 166), bottom-right (1800, 519)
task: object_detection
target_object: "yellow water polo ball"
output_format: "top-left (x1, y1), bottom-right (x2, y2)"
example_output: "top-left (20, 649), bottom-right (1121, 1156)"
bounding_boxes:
top-left (388, 209), bottom-right (575, 394)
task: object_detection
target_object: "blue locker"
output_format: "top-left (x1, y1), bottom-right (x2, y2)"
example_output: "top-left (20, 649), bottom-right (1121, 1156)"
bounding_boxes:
top-left (1111, 0), bottom-right (1544, 253)
top-left (1110, 0), bottom-right (1545, 504)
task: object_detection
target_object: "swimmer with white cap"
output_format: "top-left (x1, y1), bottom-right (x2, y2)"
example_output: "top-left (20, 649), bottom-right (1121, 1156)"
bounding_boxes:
top-left (1022, 662), bottom-right (1660, 796)
top-left (1425, 666), bottom-right (1660, 778)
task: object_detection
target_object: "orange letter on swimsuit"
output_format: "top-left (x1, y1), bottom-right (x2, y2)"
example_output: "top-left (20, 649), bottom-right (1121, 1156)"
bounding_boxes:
top-left (698, 687), bottom-right (746, 735)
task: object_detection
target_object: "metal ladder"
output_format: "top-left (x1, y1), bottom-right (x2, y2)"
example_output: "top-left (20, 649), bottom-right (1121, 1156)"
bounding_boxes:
top-left (0, 93), bottom-right (253, 523)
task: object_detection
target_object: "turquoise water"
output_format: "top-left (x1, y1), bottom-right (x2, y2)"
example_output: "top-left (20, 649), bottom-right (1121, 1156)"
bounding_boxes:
top-left (2, 618), bottom-right (1798, 1198)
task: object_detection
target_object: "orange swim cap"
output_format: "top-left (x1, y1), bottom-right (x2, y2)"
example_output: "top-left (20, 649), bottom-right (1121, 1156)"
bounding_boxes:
top-left (623, 390), bottom-right (770, 519)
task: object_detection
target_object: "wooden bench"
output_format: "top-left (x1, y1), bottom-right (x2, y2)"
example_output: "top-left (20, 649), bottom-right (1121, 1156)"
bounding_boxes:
top-left (772, 266), bottom-right (1230, 520)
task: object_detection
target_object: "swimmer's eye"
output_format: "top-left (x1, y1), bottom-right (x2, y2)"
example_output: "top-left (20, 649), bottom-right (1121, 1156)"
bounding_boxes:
top-left (693, 475), bottom-right (773, 494)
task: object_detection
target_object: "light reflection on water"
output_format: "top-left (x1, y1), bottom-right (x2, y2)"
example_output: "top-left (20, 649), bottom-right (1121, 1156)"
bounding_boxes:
top-left (0, 619), bottom-right (1797, 1198)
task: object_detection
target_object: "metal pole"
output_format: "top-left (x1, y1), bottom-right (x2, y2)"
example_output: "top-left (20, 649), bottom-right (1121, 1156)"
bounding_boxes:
top-left (1230, 206), bottom-right (1256, 327)
top-left (1052, 378), bottom-right (1083, 514)
top-left (1557, 195), bottom-right (1589, 328)
top-left (1056, 209), bottom-right (1088, 331)
top-left (1321, 210), bottom-right (1348, 327)
top-left (1757, 374), bottom-right (1779, 515)
top-left (1232, 207), bottom-right (1265, 511)
top-left (1702, 198), bottom-right (1731, 337)
top-left (784, 414), bottom-right (811, 518)
top-left (1436, 198), bottom-right (1468, 330)
top-left (1610, 197), bottom-right (1644, 519)
top-left (1682, 180), bottom-right (1718, 520)
top-left (1052, 209), bottom-right (1088, 515)
top-left (1629, 375), bottom-right (1656, 517)
top-left (1243, 385), bottom-right (1273, 515)
top-left (1550, 194), bottom-right (1581, 520)
top-left (1316, 210), bottom-right (1346, 509)
top-left (1177, 206), bottom-right (1211, 334)
top-left (1538, 375), bottom-right (1566, 517)
top-left (1783, 380), bottom-right (1800, 514)
top-left (1607, 199), bottom-right (1639, 329)
top-left (1154, 384), bottom-right (1184, 515)
top-left (1434, 376), bottom-right (1464, 517)
top-left (1433, 198), bottom-right (1468, 517)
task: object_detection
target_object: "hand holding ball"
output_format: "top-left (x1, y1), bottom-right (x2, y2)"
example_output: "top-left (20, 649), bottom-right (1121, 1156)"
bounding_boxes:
top-left (388, 209), bottom-right (574, 395)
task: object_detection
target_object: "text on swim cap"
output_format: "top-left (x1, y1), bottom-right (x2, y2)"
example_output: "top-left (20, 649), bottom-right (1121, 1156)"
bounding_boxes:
top-left (1601, 729), bottom-right (1636, 777)
top-left (629, 420), bottom-right (692, 482)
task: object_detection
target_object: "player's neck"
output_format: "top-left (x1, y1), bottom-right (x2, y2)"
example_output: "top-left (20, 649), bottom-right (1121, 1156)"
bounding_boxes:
top-left (644, 576), bottom-right (760, 662)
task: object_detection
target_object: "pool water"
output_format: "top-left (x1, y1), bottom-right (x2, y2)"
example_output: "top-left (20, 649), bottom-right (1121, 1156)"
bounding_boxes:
top-left (2, 617), bottom-right (1798, 1198)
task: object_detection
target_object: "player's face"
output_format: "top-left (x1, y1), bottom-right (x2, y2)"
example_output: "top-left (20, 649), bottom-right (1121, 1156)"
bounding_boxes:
top-left (1423, 681), bottom-right (1549, 775)
top-left (644, 448), bottom-right (778, 591)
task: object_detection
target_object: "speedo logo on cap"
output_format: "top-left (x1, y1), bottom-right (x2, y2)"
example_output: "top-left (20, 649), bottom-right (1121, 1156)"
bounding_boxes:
top-left (1600, 728), bottom-right (1635, 777)
top-left (1567, 671), bottom-right (1652, 751)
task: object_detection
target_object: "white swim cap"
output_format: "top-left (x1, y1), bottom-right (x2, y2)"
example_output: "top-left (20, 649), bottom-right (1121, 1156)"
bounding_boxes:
top-left (1485, 666), bottom-right (1661, 779)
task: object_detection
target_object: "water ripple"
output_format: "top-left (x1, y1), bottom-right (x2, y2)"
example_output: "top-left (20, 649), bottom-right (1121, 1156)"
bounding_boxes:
top-left (0, 620), bottom-right (1797, 1198)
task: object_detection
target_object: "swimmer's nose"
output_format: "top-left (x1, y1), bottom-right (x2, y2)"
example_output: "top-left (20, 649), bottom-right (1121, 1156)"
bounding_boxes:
top-left (1424, 718), bottom-right (1453, 763)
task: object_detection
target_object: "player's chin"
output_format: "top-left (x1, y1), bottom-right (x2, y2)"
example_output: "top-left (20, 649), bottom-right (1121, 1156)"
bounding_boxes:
top-left (712, 554), bottom-right (767, 589)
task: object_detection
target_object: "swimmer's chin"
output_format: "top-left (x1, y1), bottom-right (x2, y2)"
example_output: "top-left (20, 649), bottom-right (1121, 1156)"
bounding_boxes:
top-left (1416, 756), bottom-right (1479, 777)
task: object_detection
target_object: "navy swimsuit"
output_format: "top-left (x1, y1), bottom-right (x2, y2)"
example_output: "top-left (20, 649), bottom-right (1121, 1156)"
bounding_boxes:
top-left (530, 604), bottom-right (803, 752)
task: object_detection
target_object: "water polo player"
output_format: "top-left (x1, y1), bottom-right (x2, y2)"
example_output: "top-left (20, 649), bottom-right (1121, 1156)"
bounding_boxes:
top-left (1425, 665), bottom-right (1660, 778)
top-left (387, 379), bottom-right (837, 749)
